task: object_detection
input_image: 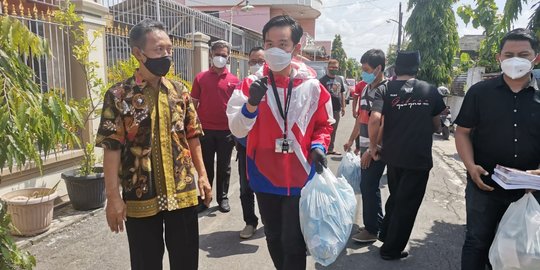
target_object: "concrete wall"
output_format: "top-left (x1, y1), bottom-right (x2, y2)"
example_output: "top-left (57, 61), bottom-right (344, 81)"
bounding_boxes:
top-left (448, 67), bottom-right (485, 123)
top-left (297, 18), bottom-right (316, 37)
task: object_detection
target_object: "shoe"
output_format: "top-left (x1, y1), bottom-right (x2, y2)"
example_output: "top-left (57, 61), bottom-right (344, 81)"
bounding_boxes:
top-left (240, 224), bottom-right (256, 239)
top-left (380, 251), bottom-right (409, 260)
top-left (218, 199), bottom-right (230, 213)
top-left (196, 203), bottom-right (208, 213)
top-left (352, 229), bottom-right (378, 243)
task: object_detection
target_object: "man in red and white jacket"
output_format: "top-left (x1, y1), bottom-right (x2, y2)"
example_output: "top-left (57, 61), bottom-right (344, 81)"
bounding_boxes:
top-left (227, 15), bottom-right (333, 270)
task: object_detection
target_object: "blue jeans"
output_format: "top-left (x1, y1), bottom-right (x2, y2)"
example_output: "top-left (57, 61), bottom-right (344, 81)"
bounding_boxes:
top-left (360, 158), bottom-right (386, 235)
top-left (461, 180), bottom-right (540, 270)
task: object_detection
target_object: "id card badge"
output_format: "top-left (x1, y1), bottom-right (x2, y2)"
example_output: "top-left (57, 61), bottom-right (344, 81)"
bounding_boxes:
top-left (275, 138), bottom-right (294, 153)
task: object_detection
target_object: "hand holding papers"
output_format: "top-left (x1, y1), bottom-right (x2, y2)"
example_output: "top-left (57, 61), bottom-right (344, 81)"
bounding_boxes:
top-left (492, 165), bottom-right (540, 190)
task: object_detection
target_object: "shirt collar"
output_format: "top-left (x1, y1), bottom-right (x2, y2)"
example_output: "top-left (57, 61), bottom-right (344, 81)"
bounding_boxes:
top-left (529, 75), bottom-right (539, 90)
top-left (497, 74), bottom-right (539, 91)
top-left (133, 69), bottom-right (174, 93)
top-left (211, 67), bottom-right (230, 76)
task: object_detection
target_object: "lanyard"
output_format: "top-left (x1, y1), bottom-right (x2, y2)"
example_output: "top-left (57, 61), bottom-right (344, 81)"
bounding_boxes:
top-left (268, 70), bottom-right (294, 139)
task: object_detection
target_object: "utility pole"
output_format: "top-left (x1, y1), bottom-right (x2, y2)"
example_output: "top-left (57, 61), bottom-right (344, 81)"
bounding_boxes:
top-left (397, 2), bottom-right (403, 51)
top-left (156, 0), bottom-right (161, 21)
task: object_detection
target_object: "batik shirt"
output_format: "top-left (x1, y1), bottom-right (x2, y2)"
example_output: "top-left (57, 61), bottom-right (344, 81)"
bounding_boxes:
top-left (95, 71), bottom-right (203, 218)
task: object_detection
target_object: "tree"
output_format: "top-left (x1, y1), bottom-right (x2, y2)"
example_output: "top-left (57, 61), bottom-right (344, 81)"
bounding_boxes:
top-left (345, 58), bottom-right (360, 80)
top-left (386, 40), bottom-right (411, 68)
top-left (457, 0), bottom-right (505, 72)
top-left (0, 16), bottom-right (82, 173)
top-left (406, 0), bottom-right (460, 86)
top-left (502, 0), bottom-right (540, 35)
top-left (331, 34), bottom-right (348, 74)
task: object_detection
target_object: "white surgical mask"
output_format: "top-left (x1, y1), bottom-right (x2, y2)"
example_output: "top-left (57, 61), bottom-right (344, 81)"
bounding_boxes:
top-left (249, 63), bottom-right (262, 75)
top-left (500, 56), bottom-right (536, 79)
top-left (264, 47), bottom-right (292, 72)
top-left (212, 56), bottom-right (227, 68)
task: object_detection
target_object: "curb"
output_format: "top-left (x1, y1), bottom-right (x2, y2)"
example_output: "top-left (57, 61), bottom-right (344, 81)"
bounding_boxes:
top-left (16, 204), bottom-right (103, 249)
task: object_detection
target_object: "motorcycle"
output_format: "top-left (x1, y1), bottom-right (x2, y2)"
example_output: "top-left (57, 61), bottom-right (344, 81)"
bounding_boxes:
top-left (438, 106), bottom-right (452, 140)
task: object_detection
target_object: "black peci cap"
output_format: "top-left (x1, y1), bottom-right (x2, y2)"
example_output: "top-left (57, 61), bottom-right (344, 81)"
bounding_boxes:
top-left (395, 51), bottom-right (421, 69)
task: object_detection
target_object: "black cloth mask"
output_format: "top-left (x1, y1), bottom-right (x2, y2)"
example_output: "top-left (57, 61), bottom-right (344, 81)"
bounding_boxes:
top-left (143, 54), bottom-right (172, 77)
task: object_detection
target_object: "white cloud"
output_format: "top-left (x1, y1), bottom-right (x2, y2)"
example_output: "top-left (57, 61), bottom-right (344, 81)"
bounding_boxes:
top-left (316, 0), bottom-right (537, 61)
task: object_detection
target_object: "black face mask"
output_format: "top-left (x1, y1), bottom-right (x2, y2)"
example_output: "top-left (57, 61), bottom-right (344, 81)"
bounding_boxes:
top-left (143, 54), bottom-right (172, 77)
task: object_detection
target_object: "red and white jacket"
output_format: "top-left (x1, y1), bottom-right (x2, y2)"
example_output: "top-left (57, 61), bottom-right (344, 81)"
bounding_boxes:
top-left (227, 60), bottom-right (334, 196)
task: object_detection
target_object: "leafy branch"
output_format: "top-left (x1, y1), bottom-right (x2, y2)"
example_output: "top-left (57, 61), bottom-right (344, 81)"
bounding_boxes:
top-left (53, 2), bottom-right (107, 176)
top-left (0, 15), bottom-right (82, 174)
top-left (0, 201), bottom-right (35, 270)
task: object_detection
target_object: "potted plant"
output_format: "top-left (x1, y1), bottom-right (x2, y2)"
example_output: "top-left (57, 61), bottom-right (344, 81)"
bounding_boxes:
top-left (1, 183), bottom-right (59, 236)
top-left (0, 201), bottom-right (36, 269)
top-left (0, 13), bottom-right (81, 238)
top-left (54, 3), bottom-right (108, 211)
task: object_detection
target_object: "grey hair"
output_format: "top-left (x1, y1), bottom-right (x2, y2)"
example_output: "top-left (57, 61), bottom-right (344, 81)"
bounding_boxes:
top-left (129, 19), bottom-right (167, 49)
top-left (211, 40), bottom-right (232, 53)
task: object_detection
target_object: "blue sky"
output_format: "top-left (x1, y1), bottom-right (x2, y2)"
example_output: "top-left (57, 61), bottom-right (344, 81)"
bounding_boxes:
top-left (316, 0), bottom-right (536, 60)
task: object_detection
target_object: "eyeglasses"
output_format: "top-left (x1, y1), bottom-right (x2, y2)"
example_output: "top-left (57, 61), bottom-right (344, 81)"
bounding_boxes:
top-left (248, 59), bottom-right (266, 66)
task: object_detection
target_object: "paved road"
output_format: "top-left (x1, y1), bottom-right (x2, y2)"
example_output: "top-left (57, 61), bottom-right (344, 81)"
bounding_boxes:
top-left (26, 112), bottom-right (467, 270)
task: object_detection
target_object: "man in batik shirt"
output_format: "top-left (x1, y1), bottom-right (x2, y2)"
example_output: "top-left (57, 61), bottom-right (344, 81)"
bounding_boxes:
top-left (95, 19), bottom-right (212, 270)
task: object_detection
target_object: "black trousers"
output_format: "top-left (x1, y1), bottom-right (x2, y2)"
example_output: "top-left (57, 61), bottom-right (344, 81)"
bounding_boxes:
top-left (379, 165), bottom-right (430, 257)
top-left (237, 143), bottom-right (258, 226)
top-left (461, 181), bottom-right (540, 270)
top-left (256, 192), bottom-right (307, 270)
top-left (200, 129), bottom-right (235, 203)
top-left (125, 207), bottom-right (198, 270)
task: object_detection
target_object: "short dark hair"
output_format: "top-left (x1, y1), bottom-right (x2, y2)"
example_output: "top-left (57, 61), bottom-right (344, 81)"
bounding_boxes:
top-left (499, 28), bottom-right (539, 53)
top-left (328, 59), bottom-right (339, 66)
top-left (360, 49), bottom-right (386, 71)
top-left (262, 15), bottom-right (303, 45)
top-left (129, 19), bottom-right (167, 49)
top-left (249, 46), bottom-right (264, 57)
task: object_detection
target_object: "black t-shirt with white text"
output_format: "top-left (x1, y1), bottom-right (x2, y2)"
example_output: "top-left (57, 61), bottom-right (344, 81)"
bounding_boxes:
top-left (319, 75), bottom-right (346, 111)
top-left (381, 79), bottom-right (446, 169)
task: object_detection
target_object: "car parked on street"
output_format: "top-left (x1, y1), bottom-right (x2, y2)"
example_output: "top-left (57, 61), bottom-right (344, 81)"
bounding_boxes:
top-left (345, 78), bottom-right (356, 104)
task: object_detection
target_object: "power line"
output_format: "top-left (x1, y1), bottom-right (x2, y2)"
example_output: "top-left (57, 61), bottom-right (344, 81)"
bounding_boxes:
top-left (321, 0), bottom-right (380, 9)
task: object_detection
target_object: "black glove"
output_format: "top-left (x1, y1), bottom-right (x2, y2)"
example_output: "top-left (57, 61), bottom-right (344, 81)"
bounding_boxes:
top-left (310, 148), bottom-right (327, 174)
top-left (248, 77), bottom-right (268, 106)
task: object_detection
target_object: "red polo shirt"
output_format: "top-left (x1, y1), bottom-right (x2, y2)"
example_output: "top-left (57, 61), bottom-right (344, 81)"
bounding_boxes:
top-left (354, 81), bottom-right (369, 123)
top-left (191, 68), bottom-right (239, 130)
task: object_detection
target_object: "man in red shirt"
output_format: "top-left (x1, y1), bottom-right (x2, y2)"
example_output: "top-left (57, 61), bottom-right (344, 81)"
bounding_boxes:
top-left (351, 80), bottom-right (368, 153)
top-left (191, 40), bottom-right (240, 213)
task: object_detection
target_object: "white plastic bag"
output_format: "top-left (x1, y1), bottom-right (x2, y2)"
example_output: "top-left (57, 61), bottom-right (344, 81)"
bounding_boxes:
top-left (489, 193), bottom-right (540, 270)
top-left (299, 168), bottom-right (357, 266)
top-left (336, 151), bottom-right (361, 193)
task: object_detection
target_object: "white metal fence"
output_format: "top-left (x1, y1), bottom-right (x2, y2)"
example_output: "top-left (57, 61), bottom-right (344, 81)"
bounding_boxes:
top-left (1, 0), bottom-right (261, 90)
top-left (102, 0), bottom-right (262, 81)
top-left (1, 2), bottom-right (73, 100)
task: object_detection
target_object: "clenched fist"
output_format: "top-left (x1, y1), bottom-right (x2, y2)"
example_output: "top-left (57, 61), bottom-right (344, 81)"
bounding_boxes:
top-left (248, 77), bottom-right (269, 106)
